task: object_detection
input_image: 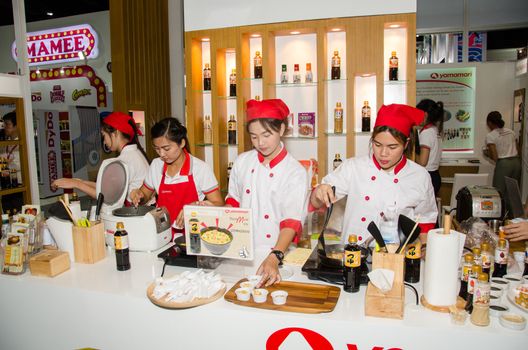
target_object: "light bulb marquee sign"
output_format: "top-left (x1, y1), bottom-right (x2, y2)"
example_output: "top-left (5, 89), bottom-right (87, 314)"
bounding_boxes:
top-left (11, 24), bottom-right (99, 66)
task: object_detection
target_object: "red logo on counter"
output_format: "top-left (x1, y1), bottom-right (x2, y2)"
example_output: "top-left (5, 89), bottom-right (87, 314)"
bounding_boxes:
top-left (11, 24), bottom-right (99, 66)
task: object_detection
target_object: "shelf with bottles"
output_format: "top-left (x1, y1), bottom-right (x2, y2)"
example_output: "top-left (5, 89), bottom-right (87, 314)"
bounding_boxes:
top-left (383, 23), bottom-right (408, 84)
top-left (0, 186), bottom-right (26, 196)
top-left (0, 140), bottom-right (21, 147)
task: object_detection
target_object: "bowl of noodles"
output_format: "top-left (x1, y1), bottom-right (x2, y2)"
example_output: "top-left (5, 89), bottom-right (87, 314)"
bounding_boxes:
top-left (200, 227), bottom-right (233, 255)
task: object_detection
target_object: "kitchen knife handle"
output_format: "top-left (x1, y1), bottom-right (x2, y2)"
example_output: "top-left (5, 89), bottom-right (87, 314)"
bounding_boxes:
top-left (95, 193), bottom-right (104, 221)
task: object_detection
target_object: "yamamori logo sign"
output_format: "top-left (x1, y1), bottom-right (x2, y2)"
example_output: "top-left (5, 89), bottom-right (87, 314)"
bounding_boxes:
top-left (430, 72), bottom-right (472, 79)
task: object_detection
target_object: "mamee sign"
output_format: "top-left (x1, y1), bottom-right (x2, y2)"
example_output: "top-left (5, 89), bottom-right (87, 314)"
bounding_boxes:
top-left (11, 24), bottom-right (99, 66)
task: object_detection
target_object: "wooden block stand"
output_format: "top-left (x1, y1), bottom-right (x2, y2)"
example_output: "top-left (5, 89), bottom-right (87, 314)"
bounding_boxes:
top-left (29, 250), bottom-right (70, 277)
top-left (365, 251), bottom-right (405, 319)
top-left (72, 221), bottom-right (106, 264)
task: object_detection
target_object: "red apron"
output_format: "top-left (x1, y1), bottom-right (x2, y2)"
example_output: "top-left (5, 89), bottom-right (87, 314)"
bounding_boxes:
top-left (156, 162), bottom-right (199, 237)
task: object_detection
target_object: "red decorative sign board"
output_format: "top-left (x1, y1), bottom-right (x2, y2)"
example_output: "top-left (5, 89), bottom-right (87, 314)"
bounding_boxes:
top-left (11, 24), bottom-right (99, 66)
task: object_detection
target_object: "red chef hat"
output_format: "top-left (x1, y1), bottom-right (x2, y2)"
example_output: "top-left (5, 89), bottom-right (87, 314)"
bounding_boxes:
top-left (246, 99), bottom-right (290, 121)
top-left (103, 112), bottom-right (142, 138)
top-left (374, 104), bottom-right (425, 137)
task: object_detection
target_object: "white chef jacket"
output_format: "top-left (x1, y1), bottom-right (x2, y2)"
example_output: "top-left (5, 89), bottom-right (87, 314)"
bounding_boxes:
top-left (419, 124), bottom-right (442, 171)
top-left (118, 144), bottom-right (150, 203)
top-left (226, 146), bottom-right (308, 249)
top-left (322, 155), bottom-right (438, 243)
top-left (485, 128), bottom-right (517, 159)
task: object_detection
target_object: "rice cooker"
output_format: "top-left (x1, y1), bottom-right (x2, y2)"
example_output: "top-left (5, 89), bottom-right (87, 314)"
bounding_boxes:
top-left (96, 158), bottom-right (172, 252)
top-left (455, 185), bottom-right (503, 222)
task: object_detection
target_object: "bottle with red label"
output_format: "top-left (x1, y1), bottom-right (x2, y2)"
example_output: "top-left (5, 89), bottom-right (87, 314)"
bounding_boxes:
top-left (480, 242), bottom-right (492, 279)
top-left (492, 238), bottom-right (508, 278)
top-left (389, 51), bottom-right (398, 81)
top-left (465, 264), bottom-right (482, 313)
top-left (404, 241), bottom-right (421, 283)
top-left (331, 50), bottom-right (341, 80)
top-left (343, 234), bottom-right (361, 293)
top-left (114, 222), bottom-right (130, 271)
top-left (293, 64), bottom-right (301, 84)
top-left (459, 253), bottom-right (474, 300)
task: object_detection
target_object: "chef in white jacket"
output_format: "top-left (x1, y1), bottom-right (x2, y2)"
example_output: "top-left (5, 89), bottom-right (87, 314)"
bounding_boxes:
top-left (311, 104), bottom-right (438, 245)
top-left (226, 99), bottom-right (308, 287)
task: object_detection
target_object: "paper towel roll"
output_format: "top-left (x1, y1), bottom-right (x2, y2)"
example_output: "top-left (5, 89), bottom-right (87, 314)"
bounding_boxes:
top-left (423, 228), bottom-right (466, 307)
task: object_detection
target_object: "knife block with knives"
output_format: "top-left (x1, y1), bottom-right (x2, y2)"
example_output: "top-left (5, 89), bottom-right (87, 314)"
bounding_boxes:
top-left (365, 251), bottom-right (405, 319)
top-left (72, 221), bottom-right (106, 264)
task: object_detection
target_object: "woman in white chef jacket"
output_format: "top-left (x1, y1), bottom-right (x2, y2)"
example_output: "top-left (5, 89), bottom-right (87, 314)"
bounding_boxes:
top-left (311, 104), bottom-right (438, 245)
top-left (225, 99), bottom-right (308, 287)
top-left (53, 112), bottom-right (149, 205)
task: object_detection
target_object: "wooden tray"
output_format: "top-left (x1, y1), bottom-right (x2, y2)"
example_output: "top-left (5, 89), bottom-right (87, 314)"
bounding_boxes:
top-left (224, 279), bottom-right (340, 314)
top-left (146, 282), bottom-right (226, 309)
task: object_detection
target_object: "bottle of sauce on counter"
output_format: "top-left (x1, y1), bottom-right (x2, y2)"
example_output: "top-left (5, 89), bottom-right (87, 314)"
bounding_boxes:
top-left (465, 264), bottom-right (482, 313)
top-left (114, 222), bottom-right (130, 271)
top-left (305, 63), bottom-right (313, 83)
top-left (480, 242), bottom-right (492, 279)
top-left (228, 114), bottom-right (237, 145)
top-left (492, 238), bottom-right (508, 278)
top-left (333, 153), bottom-right (343, 170)
top-left (459, 253), bottom-right (474, 300)
top-left (334, 102), bottom-right (343, 134)
top-left (404, 240), bottom-right (421, 283)
top-left (203, 63), bottom-right (211, 91)
top-left (293, 64), bottom-right (301, 84)
top-left (343, 234), bottom-right (361, 293)
top-left (470, 272), bottom-right (490, 327)
top-left (253, 51), bottom-right (262, 79)
top-left (472, 246), bottom-right (482, 267)
top-left (229, 69), bottom-right (236, 97)
top-left (331, 50), bottom-right (341, 80)
top-left (361, 101), bottom-right (371, 132)
top-left (189, 217), bottom-right (201, 253)
top-left (389, 51), bottom-right (398, 81)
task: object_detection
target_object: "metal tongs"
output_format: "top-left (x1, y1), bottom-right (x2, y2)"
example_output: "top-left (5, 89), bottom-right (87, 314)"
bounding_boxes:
top-left (317, 186), bottom-right (336, 257)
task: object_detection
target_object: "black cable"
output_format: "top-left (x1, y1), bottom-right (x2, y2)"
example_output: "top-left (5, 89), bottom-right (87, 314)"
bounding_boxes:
top-left (404, 282), bottom-right (419, 305)
top-left (161, 260), bottom-right (168, 277)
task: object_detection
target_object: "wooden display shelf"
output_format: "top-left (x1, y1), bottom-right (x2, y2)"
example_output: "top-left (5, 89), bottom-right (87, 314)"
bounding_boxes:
top-left (0, 140), bottom-right (21, 147)
top-left (0, 186), bottom-right (26, 196)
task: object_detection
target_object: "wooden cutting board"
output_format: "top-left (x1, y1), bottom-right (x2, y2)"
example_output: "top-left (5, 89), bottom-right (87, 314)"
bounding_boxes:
top-left (224, 279), bottom-right (340, 314)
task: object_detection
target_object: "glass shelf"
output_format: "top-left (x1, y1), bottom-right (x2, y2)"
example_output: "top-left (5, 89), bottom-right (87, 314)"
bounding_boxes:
top-left (191, 89), bottom-right (211, 94)
top-left (323, 78), bottom-right (348, 82)
top-left (325, 132), bottom-right (347, 136)
top-left (383, 80), bottom-right (408, 85)
top-left (272, 82), bottom-right (318, 88)
top-left (220, 143), bottom-right (238, 147)
top-left (218, 96), bottom-right (237, 100)
top-left (195, 143), bottom-right (213, 147)
top-left (353, 131), bottom-right (372, 136)
top-left (242, 77), bottom-right (262, 81)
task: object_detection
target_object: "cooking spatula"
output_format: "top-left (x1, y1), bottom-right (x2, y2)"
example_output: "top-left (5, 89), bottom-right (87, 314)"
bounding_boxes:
top-left (317, 186), bottom-right (336, 256)
top-left (367, 221), bottom-right (387, 253)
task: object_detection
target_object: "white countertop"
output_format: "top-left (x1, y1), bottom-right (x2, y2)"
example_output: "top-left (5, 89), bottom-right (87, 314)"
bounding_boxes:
top-left (0, 246), bottom-right (526, 350)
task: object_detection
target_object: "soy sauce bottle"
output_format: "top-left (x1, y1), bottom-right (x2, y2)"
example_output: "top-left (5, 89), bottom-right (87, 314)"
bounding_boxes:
top-left (333, 153), bottom-right (343, 170)
top-left (361, 101), bottom-right (371, 132)
top-left (389, 51), bottom-right (398, 81)
top-left (465, 264), bottom-right (482, 313)
top-left (189, 217), bottom-right (201, 253)
top-left (229, 69), bottom-right (236, 97)
top-left (480, 242), bottom-right (492, 279)
top-left (343, 234), bottom-right (361, 293)
top-left (331, 50), bottom-right (341, 80)
top-left (459, 253), bottom-right (474, 300)
top-left (228, 114), bottom-right (237, 145)
top-left (203, 63), bottom-right (211, 91)
top-left (492, 238), bottom-right (508, 278)
top-left (404, 241), bottom-right (421, 283)
top-left (253, 51), bottom-right (262, 79)
top-left (114, 222), bottom-right (130, 271)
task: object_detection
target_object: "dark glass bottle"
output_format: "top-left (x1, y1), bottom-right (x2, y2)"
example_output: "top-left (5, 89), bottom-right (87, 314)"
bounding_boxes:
top-left (361, 101), bottom-right (371, 132)
top-left (114, 222), bottom-right (130, 271)
top-left (229, 69), bottom-right (236, 97)
top-left (465, 264), bottom-right (482, 313)
top-left (492, 239), bottom-right (508, 278)
top-left (333, 153), bottom-right (342, 170)
top-left (253, 51), bottom-right (262, 79)
top-left (189, 218), bottom-right (201, 253)
top-left (459, 253), bottom-right (474, 300)
top-left (228, 115), bottom-right (237, 145)
top-left (404, 241), bottom-right (421, 283)
top-left (1, 161), bottom-right (11, 189)
top-left (480, 242), bottom-right (492, 279)
top-left (343, 234), bottom-right (361, 293)
top-left (389, 51), bottom-right (398, 81)
top-left (203, 63), bottom-right (211, 91)
top-left (331, 50), bottom-right (341, 80)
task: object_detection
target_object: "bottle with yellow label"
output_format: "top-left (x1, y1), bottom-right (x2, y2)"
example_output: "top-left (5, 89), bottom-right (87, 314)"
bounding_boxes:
top-left (114, 222), bottom-right (130, 271)
top-left (189, 217), bottom-right (201, 253)
top-left (404, 240), bottom-right (421, 283)
top-left (459, 253), bottom-right (474, 300)
top-left (334, 102), bottom-right (343, 134)
top-left (343, 234), bottom-right (361, 293)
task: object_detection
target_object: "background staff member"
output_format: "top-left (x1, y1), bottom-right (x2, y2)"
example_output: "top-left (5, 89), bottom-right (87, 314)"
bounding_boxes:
top-left (225, 99), bottom-right (308, 287)
top-left (53, 112), bottom-right (149, 205)
top-left (1, 111), bottom-right (22, 212)
top-left (310, 104), bottom-right (438, 244)
top-left (484, 111), bottom-right (521, 197)
top-left (130, 118), bottom-right (223, 232)
top-left (416, 99), bottom-right (444, 196)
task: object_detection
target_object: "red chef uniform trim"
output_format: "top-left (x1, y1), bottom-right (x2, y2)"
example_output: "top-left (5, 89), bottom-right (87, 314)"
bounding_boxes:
top-left (374, 104), bottom-right (425, 137)
top-left (225, 197), bottom-right (240, 207)
top-left (418, 223), bottom-right (435, 234)
top-left (280, 219), bottom-right (303, 243)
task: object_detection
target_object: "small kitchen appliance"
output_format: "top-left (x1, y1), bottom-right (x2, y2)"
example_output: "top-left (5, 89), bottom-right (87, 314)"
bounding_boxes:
top-left (455, 185), bottom-right (503, 222)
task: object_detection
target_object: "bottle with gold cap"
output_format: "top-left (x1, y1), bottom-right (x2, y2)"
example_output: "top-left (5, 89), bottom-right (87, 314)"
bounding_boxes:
top-left (492, 238), bottom-right (508, 278)
top-left (470, 272), bottom-right (490, 327)
top-left (389, 51), bottom-right (398, 81)
top-left (472, 246), bottom-right (482, 267)
top-left (480, 242), bottom-right (493, 279)
top-left (229, 68), bottom-right (236, 96)
top-left (253, 51), bottom-right (262, 79)
top-left (334, 102), bottom-right (343, 134)
top-left (333, 153), bottom-right (343, 170)
top-left (343, 234), bottom-right (361, 293)
top-left (361, 101), bottom-right (371, 132)
top-left (465, 264), bottom-right (482, 313)
top-left (459, 253), bottom-right (474, 300)
top-left (203, 63), bottom-right (211, 91)
top-left (228, 114), bottom-right (237, 145)
top-left (331, 50), bottom-right (341, 80)
top-left (114, 222), bottom-right (130, 271)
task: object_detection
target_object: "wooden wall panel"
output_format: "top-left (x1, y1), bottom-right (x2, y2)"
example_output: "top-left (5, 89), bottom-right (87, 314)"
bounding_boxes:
top-left (110, 0), bottom-right (172, 159)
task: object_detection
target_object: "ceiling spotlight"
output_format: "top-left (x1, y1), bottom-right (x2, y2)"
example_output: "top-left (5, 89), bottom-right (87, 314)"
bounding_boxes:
top-left (46, 12), bottom-right (54, 16)
top-left (251, 34), bottom-right (261, 38)
top-left (290, 31), bottom-right (301, 35)
top-left (330, 28), bottom-right (342, 32)
top-left (201, 38), bottom-right (210, 42)
top-left (388, 24), bottom-right (400, 28)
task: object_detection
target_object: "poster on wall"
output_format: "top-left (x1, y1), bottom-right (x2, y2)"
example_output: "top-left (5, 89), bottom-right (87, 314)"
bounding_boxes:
top-left (417, 67), bottom-right (476, 153)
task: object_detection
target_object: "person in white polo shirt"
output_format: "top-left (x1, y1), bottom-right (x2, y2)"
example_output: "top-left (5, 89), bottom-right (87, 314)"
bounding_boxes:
top-left (416, 99), bottom-right (444, 196)
top-left (485, 111), bottom-right (521, 196)
top-left (130, 118), bottom-right (223, 236)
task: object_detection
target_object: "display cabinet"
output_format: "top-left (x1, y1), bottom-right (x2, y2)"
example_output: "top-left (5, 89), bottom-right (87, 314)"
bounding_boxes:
top-left (0, 97), bottom-right (31, 211)
top-left (185, 14), bottom-right (416, 187)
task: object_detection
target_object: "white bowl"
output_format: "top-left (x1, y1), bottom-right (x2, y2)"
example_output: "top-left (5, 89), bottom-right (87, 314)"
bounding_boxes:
top-left (489, 304), bottom-right (509, 317)
top-left (504, 274), bottom-right (522, 289)
top-left (271, 290), bottom-right (288, 305)
top-left (234, 287), bottom-right (251, 301)
top-left (252, 288), bottom-right (269, 303)
top-left (247, 275), bottom-right (262, 285)
top-left (490, 286), bottom-right (504, 298)
top-left (490, 277), bottom-right (509, 288)
top-left (499, 313), bottom-right (526, 330)
top-left (239, 281), bottom-right (256, 290)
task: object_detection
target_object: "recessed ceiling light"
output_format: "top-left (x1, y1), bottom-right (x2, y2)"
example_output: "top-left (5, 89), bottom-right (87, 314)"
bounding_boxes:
top-left (202, 38), bottom-right (210, 42)
top-left (290, 31), bottom-right (301, 35)
top-left (388, 24), bottom-right (400, 28)
top-left (46, 12), bottom-right (54, 16)
top-left (360, 73), bottom-right (374, 78)
top-left (330, 28), bottom-right (342, 32)
top-left (251, 34), bottom-right (261, 38)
